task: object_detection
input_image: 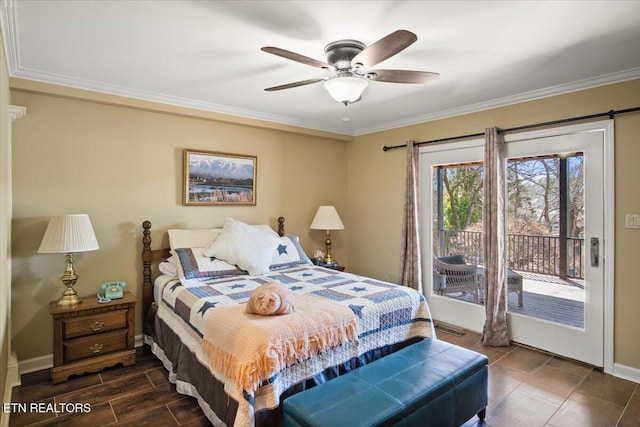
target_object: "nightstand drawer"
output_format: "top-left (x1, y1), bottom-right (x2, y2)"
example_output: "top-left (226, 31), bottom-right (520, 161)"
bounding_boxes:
top-left (63, 310), bottom-right (128, 339)
top-left (63, 329), bottom-right (128, 362)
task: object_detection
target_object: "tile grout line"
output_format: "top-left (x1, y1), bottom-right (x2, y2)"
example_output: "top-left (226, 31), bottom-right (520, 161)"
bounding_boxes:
top-left (108, 401), bottom-right (118, 425)
top-left (166, 402), bottom-right (181, 426)
top-left (614, 383), bottom-right (639, 427)
top-left (465, 333), bottom-right (592, 427)
top-left (528, 358), bottom-right (594, 426)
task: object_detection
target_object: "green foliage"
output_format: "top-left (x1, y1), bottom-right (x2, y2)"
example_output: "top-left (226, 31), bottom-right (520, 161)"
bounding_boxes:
top-left (443, 191), bottom-right (482, 229)
top-left (441, 166), bottom-right (483, 230)
top-left (436, 154), bottom-right (584, 236)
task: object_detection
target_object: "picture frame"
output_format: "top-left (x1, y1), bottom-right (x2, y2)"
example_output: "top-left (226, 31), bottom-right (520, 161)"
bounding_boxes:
top-left (183, 149), bottom-right (257, 206)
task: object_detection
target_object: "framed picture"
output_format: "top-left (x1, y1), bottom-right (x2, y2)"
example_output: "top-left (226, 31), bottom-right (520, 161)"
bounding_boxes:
top-left (183, 149), bottom-right (257, 206)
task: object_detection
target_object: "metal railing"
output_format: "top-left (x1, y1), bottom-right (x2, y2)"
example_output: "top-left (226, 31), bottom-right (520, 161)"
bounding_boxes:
top-left (439, 230), bottom-right (584, 279)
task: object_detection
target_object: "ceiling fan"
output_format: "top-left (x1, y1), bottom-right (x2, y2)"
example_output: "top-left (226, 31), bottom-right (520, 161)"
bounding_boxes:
top-left (261, 30), bottom-right (439, 106)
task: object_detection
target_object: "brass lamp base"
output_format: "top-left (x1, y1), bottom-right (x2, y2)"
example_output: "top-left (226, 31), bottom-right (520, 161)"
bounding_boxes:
top-left (57, 253), bottom-right (82, 307)
top-left (322, 230), bottom-right (337, 265)
top-left (57, 292), bottom-right (82, 307)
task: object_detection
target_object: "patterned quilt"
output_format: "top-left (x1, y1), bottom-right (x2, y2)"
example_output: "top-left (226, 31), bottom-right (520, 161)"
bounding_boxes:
top-left (156, 265), bottom-right (433, 427)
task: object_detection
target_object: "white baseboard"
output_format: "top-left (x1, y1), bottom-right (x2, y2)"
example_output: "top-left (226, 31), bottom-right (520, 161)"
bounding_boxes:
top-left (613, 362), bottom-right (640, 384)
top-left (18, 335), bottom-right (146, 375)
top-left (7, 351), bottom-right (20, 387)
top-left (17, 354), bottom-right (52, 375)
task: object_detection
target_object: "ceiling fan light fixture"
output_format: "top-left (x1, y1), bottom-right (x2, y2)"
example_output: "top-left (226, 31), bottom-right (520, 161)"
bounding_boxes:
top-left (262, 30), bottom-right (436, 105)
top-left (324, 76), bottom-right (368, 106)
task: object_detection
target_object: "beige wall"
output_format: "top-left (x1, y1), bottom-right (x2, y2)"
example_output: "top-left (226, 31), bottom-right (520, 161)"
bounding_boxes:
top-left (346, 79), bottom-right (640, 370)
top-left (10, 85), bottom-right (349, 361)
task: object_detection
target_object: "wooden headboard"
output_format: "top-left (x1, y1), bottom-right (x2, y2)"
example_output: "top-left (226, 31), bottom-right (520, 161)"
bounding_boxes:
top-left (141, 217), bottom-right (286, 323)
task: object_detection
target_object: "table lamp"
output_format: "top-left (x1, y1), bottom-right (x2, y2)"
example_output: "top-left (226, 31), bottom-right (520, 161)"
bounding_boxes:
top-left (310, 206), bottom-right (344, 265)
top-left (38, 214), bottom-right (99, 306)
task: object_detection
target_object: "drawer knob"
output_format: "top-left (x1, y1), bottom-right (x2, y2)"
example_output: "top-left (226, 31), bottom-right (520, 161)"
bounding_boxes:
top-left (89, 321), bottom-right (104, 332)
top-left (89, 343), bottom-right (103, 354)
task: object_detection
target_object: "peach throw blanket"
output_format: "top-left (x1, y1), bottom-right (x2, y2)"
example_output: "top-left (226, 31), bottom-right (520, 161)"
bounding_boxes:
top-left (202, 293), bottom-right (358, 394)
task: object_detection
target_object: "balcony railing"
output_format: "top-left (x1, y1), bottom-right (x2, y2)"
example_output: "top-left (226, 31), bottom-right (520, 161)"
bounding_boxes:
top-left (439, 230), bottom-right (584, 279)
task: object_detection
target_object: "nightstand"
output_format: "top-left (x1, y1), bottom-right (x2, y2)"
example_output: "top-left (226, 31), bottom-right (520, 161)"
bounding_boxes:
top-left (49, 291), bottom-right (136, 384)
top-left (319, 263), bottom-right (345, 272)
top-left (311, 258), bottom-right (346, 272)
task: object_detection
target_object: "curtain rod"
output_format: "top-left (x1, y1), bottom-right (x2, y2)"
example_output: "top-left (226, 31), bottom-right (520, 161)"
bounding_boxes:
top-left (382, 106), bottom-right (640, 152)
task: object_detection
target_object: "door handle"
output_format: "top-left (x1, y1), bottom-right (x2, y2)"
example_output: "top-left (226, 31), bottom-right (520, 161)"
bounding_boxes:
top-left (590, 237), bottom-right (599, 267)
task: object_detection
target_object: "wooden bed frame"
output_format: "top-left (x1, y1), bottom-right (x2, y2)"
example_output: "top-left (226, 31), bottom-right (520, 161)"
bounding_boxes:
top-left (141, 217), bottom-right (286, 324)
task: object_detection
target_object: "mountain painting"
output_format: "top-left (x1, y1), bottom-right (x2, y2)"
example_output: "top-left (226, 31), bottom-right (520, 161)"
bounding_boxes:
top-left (184, 150), bottom-right (256, 205)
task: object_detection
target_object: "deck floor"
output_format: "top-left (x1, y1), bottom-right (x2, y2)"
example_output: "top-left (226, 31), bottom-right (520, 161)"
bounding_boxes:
top-left (440, 271), bottom-right (585, 328)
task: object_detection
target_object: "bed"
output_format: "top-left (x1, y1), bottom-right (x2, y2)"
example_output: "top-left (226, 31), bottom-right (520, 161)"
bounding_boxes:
top-left (141, 217), bottom-right (434, 427)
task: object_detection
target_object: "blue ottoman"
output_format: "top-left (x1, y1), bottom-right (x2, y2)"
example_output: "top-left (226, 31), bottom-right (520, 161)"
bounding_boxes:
top-left (283, 338), bottom-right (488, 427)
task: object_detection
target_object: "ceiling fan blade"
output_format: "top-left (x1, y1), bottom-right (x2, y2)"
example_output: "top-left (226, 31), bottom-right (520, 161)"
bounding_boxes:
top-left (367, 69), bottom-right (440, 84)
top-left (351, 30), bottom-right (418, 68)
top-left (261, 46), bottom-right (329, 69)
top-left (264, 78), bottom-right (325, 91)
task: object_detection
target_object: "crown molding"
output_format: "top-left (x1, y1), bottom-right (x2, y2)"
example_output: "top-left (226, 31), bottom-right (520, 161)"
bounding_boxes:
top-left (12, 64), bottom-right (639, 138)
top-left (354, 67), bottom-right (640, 136)
top-left (9, 67), bottom-right (354, 136)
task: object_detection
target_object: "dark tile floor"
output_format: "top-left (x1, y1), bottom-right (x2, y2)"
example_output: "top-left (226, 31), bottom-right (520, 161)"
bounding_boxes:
top-left (439, 328), bottom-right (640, 427)
top-left (8, 331), bottom-right (640, 426)
top-left (8, 347), bottom-right (208, 426)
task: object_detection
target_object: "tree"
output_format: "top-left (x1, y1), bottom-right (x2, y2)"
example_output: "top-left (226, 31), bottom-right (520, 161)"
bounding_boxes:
top-left (506, 154), bottom-right (583, 238)
top-left (434, 153), bottom-right (585, 275)
top-left (442, 165), bottom-right (483, 230)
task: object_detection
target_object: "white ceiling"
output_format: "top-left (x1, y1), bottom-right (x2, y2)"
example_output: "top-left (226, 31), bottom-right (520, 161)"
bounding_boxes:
top-left (2, 0), bottom-right (640, 136)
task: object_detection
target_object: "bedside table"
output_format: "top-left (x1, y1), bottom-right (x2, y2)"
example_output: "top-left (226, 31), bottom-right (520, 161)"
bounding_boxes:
top-left (49, 291), bottom-right (136, 384)
top-left (319, 263), bottom-right (345, 272)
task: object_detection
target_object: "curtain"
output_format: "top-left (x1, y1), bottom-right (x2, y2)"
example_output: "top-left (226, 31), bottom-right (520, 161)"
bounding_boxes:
top-left (481, 128), bottom-right (510, 346)
top-left (399, 140), bottom-right (422, 292)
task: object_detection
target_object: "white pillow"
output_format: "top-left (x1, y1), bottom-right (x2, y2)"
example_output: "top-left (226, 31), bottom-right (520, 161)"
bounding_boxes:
top-left (159, 257), bottom-right (178, 277)
top-left (168, 229), bottom-right (221, 251)
top-left (168, 224), bottom-right (275, 251)
top-left (203, 218), bottom-right (281, 275)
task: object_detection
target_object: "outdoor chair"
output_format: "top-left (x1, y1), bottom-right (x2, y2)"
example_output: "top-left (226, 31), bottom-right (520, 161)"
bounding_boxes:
top-left (433, 255), bottom-right (480, 303)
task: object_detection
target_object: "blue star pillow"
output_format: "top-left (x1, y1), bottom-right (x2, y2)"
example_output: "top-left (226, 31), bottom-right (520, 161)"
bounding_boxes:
top-left (174, 247), bottom-right (246, 282)
top-left (269, 235), bottom-right (312, 270)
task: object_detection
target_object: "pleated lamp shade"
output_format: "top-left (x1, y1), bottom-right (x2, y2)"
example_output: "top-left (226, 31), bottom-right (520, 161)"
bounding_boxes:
top-left (38, 214), bottom-right (99, 253)
top-left (310, 206), bottom-right (344, 230)
top-left (309, 206), bottom-right (343, 265)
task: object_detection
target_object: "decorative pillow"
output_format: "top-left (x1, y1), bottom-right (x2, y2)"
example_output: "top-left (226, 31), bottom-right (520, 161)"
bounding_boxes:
top-left (203, 218), bottom-right (281, 275)
top-left (174, 247), bottom-right (245, 281)
top-left (270, 235), bottom-right (312, 270)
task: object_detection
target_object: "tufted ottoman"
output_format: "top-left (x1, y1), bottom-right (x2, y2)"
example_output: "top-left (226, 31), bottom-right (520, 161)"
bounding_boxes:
top-left (283, 338), bottom-right (488, 427)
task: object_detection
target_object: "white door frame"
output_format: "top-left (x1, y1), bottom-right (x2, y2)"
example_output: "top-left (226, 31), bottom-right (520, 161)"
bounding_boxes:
top-left (420, 120), bottom-right (614, 374)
